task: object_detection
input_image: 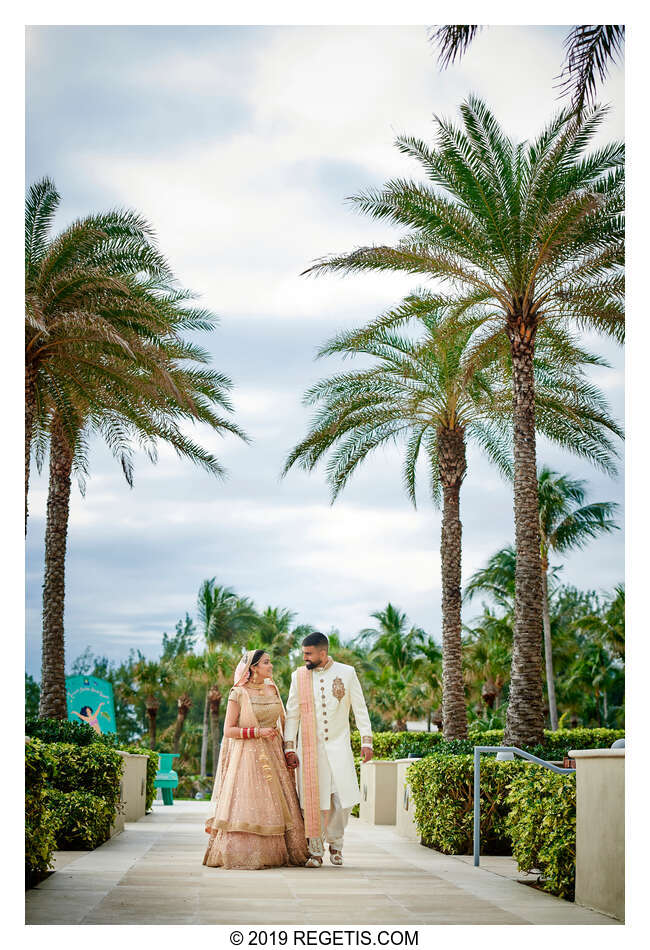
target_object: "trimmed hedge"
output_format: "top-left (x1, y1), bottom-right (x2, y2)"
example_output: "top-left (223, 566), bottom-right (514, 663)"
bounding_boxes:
top-left (25, 716), bottom-right (97, 746)
top-left (506, 766), bottom-right (576, 899)
top-left (25, 739), bottom-right (57, 882)
top-left (44, 789), bottom-right (117, 850)
top-left (352, 727), bottom-right (624, 762)
top-left (407, 754), bottom-right (525, 855)
top-left (465, 727), bottom-right (624, 759)
top-left (45, 742), bottom-right (124, 810)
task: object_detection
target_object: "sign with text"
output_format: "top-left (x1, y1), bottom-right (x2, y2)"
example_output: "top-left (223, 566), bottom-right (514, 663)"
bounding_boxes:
top-left (65, 675), bottom-right (117, 734)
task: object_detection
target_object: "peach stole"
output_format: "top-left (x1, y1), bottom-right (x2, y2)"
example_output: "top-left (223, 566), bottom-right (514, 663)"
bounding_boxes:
top-left (296, 666), bottom-right (322, 838)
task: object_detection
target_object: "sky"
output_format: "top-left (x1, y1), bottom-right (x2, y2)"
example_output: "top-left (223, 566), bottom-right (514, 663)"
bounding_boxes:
top-left (25, 25), bottom-right (625, 678)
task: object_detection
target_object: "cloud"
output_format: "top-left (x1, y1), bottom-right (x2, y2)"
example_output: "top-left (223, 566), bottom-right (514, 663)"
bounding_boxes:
top-left (25, 25), bottom-right (625, 678)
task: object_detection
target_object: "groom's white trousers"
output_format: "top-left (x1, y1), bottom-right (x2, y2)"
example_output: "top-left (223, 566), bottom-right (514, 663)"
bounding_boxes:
top-left (306, 752), bottom-right (352, 855)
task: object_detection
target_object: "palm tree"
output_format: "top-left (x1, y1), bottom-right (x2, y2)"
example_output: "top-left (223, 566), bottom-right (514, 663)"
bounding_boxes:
top-left (132, 657), bottom-right (172, 747)
top-left (25, 177), bottom-right (170, 530)
top-left (463, 609), bottom-right (512, 718)
top-left (302, 98), bottom-right (624, 744)
top-left (197, 580), bottom-right (258, 775)
top-left (537, 467), bottom-right (619, 728)
top-left (359, 604), bottom-right (427, 672)
top-left (166, 655), bottom-right (196, 754)
top-left (285, 298), bottom-right (621, 739)
top-left (430, 25), bottom-right (624, 117)
top-left (29, 181), bottom-right (248, 719)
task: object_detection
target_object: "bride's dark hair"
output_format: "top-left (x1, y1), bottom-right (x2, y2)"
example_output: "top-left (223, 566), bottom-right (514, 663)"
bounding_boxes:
top-left (247, 649), bottom-right (267, 680)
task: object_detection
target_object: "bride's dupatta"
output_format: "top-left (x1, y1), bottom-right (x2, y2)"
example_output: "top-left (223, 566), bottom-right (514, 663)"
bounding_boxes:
top-left (205, 654), bottom-right (292, 836)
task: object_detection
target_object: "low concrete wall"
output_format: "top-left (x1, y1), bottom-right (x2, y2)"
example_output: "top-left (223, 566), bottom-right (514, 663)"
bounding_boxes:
top-left (394, 758), bottom-right (421, 840)
top-left (116, 751), bottom-right (148, 823)
top-left (359, 761), bottom-right (397, 825)
top-left (570, 748), bottom-right (625, 921)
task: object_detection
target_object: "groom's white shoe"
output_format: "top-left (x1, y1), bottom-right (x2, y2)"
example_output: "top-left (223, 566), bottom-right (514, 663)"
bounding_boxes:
top-left (305, 855), bottom-right (322, 867)
top-left (329, 847), bottom-right (343, 866)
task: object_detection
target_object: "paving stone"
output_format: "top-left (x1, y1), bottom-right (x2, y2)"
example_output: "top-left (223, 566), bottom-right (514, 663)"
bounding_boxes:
top-left (25, 800), bottom-right (621, 926)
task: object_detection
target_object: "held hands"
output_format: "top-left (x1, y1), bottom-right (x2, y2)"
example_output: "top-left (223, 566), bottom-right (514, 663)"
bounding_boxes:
top-left (361, 747), bottom-right (374, 764)
top-left (260, 727), bottom-right (278, 739)
top-left (285, 751), bottom-right (299, 770)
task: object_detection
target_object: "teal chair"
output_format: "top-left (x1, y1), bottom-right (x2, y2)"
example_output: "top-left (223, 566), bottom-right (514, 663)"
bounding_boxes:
top-left (154, 753), bottom-right (179, 805)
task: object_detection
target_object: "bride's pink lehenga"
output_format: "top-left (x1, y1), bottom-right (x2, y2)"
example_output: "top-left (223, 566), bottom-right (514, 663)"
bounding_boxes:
top-left (203, 686), bottom-right (309, 870)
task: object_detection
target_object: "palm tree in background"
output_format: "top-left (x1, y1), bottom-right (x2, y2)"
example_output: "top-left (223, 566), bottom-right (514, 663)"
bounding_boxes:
top-left (302, 98), bottom-right (624, 744)
top-left (463, 610), bottom-right (512, 720)
top-left (430, 25), bottom-right (624, 117)
top-left (197, 580), bottom-right (258, 775)
top-left (537, 467), bottom-right (619, 728)
top-left (131, 657), bottom-right (172, 747)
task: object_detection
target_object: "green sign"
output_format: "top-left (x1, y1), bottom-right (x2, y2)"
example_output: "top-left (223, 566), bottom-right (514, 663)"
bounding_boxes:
top-left (66, 675), bottom-right (116, 734)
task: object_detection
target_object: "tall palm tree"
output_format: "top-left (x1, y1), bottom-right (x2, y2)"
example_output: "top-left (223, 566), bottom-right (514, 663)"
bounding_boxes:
top-left (29, 181), bottom-right (248, 719)
top-left (302, 98), bottom-right (624, 744)
top-left (430, 25), bottom-right (624, 117)
top-left (197, 580), bottom-right (258, 775)
top-left (25, 177), bottom-right (170, 530)
top-left (285, 299), bottom-right (621, 738)
top-left (537, 467), bottom-right (619, 729)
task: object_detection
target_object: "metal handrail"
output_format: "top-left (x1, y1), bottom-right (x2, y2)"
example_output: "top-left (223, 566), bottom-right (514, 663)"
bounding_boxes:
top-left (472, 745), bottom-right (575, 867)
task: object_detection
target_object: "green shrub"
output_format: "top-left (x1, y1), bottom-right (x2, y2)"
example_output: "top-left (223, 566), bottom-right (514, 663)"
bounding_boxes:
top-left (350, 730), bottom-right (411, 759)
top-left (176, 773), bottom-right (213, 800)
top-left (25, 739), bottom-right (57, 881)
top-left (408, 754), bottom-right (525, 855)
top-left (466, 726), bottom-right (624, 759)
top-left (25, 716), bottom-right (96, 746)
top-left (391, 732), bottom-right (446, 758)
top-left (505, 766), bottom-right (576, 900)
top-left (45, 789), bottom-right (117, 849)
top-left (122, 747), bottom-right (159, 811)
top-left (46, 742), bottom-right (124, 809)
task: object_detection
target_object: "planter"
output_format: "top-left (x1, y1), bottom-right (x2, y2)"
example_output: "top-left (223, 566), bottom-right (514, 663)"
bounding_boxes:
top-left (116, 751), bottom-right (149, 822)
top-left (570, 747), bottom-right (625, 921)
top-left (359, 760), bottom-right (397, 825)
top-left (394, 758), bottom-right (421, 840)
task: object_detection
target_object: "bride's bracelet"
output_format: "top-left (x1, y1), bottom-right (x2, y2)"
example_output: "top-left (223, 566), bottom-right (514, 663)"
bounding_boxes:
top-left (239, 727), bottom-right (260, 739)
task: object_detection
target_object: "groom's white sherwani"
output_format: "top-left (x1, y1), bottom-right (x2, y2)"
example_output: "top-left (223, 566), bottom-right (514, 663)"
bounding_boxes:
top-left (284, 659), bottom-right (373, 811)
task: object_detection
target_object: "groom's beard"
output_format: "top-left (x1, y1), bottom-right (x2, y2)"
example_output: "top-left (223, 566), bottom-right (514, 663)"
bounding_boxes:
top-left (305, 660), bottom-right (319, 669)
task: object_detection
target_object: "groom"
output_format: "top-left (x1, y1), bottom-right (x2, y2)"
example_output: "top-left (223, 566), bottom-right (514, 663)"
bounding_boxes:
top-left (284, 632), bottom-right (373, 867)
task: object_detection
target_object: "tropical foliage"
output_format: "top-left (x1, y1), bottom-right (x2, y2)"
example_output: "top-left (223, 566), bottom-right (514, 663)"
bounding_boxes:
top-left (430, 25), bottom-right (624, 117)
top-left (299, 97), bottom-right (624, 743)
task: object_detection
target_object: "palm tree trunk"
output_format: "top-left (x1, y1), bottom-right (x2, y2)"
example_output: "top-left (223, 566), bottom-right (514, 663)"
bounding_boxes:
top-left (172, 695), bottom-right (191, 754)
top-left (25, 362), bottom-right (37, 534)
top-left (200, 689), bottom-right (209, 777)
top-left (438, 425), bottom-right (468, 739)
top-left (541, 566), bottom-right (558, 730)
top-left (146, 699), bottom-right (159, 747)
top-left (38, 415), bottom-right (73, 719)
top-left (504, 325), bottom-right (545, 746)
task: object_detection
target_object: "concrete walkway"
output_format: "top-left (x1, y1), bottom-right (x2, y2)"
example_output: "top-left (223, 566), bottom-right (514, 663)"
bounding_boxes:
top-left (26, 801), bottom-right (619, 925)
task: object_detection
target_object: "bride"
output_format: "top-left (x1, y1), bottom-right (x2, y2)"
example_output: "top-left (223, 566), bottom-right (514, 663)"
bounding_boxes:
top-left (203, 649), bottom-right (309, 869)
